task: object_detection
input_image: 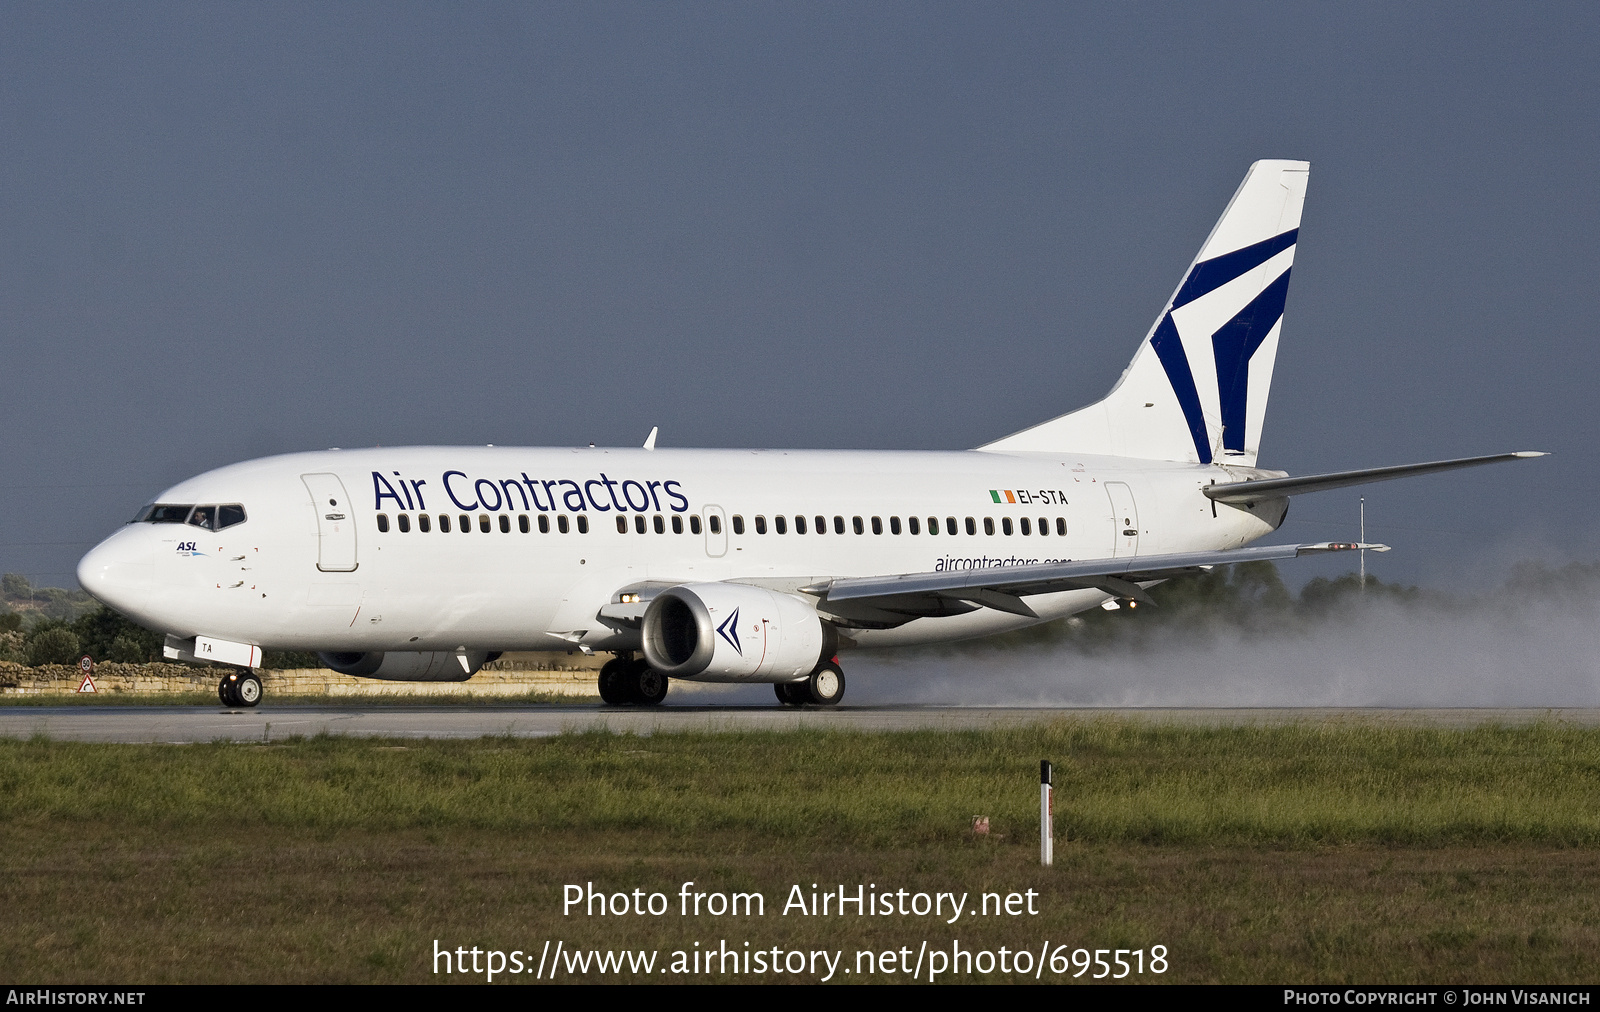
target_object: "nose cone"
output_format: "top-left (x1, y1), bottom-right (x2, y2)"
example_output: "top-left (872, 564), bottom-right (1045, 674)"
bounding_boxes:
top-left (78, 530), bottom-right (154, 619)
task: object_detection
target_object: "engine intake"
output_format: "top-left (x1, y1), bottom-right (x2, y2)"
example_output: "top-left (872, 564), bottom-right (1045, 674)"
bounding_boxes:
top-left (642, 583), bottom-right (833, 682)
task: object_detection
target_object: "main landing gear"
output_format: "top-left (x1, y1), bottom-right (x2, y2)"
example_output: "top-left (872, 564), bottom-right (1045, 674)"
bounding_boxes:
top-left (598, 655), bottom-right (668, 706)
top-left (775, 658), bottom-right (845, 707)
top-left (218, 668), bottom-right (262, 708)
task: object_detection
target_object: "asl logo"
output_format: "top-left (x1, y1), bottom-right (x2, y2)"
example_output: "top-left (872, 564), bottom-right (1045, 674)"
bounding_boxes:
top-left (716, 608), bottom-right (743, 655)
top-left (176, 542), bottom-right (206, 555)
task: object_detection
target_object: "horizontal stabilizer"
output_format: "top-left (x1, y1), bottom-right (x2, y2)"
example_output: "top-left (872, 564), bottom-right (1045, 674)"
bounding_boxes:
top-left (1204, 451), bottom-right (1548, 504)
top-left (803, 541), bottom-right (1381, 609)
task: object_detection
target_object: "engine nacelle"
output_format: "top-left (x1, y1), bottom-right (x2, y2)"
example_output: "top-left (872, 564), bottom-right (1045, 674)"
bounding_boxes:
top-left (316, 650), bottom-right (493, 682)
top-left (641, 583), bottom-right (833, 682)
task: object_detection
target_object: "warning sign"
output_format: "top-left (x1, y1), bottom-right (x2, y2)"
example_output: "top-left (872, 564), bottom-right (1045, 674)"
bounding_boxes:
top-left (78, 672), bottom-right (97, 693)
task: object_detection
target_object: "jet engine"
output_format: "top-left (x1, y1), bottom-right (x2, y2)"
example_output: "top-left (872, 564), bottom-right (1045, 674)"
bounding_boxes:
top-left (641, 583), bottom-right (834, 681)
top-left (316, 650), bottom-right (495, 682)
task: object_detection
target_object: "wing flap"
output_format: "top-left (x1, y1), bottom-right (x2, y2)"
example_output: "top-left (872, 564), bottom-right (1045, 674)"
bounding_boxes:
top-left (807, 542), bottom-right (1385, 606)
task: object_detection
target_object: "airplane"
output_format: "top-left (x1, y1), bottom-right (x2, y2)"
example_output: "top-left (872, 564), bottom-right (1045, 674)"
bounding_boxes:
top-left (76, 159), bottom-right (1545, 708)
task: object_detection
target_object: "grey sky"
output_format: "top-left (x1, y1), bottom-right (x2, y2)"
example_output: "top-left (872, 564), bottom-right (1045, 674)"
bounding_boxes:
top-left (2, 3), bottom-right (1595, 590)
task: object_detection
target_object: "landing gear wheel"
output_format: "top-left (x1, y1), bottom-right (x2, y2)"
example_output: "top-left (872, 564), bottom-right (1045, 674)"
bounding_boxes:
top-left (806, 662), bottom-right (845, 706)
top-left (235, 673), bottom-right (262, 707)
top-left (598, 658), bottom-right (632, 706)
top-left (218, 677), bottom-right (238, 707)
top-left (631, 662), bottom-right (668, 706)
top-left (775, 682), bottom-right (807, 706)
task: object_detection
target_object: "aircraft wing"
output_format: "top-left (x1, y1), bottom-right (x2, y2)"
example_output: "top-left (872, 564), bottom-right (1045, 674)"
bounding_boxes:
top-left (801, 541), bottom-right (1384, 620)
top-left (1203, 451), bottom-right (1547, 504)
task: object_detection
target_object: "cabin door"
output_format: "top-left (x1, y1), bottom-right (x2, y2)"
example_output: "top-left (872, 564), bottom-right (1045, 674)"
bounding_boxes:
top-left (301, 473), bottom-right (359, 572)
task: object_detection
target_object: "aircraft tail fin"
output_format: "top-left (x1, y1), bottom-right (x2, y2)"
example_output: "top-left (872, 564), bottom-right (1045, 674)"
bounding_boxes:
top-left (979, 159), bottom-right (1309, 464)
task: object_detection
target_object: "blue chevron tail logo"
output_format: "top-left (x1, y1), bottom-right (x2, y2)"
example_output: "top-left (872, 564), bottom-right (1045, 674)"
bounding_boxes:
top-left (716, 608), bottom-right (743, 655)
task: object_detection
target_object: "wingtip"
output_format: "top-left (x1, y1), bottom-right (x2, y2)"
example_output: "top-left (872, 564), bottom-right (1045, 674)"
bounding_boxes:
top-left (1513, 450), bottom-right (1549, 458)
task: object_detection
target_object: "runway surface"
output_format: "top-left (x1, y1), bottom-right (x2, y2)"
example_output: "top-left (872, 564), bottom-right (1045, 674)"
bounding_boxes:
top-left (2, 704), bottom-right (1597, 743)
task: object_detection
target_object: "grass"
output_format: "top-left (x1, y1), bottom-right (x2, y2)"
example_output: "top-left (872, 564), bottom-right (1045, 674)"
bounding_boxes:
top-left (3, 720), bottom-right (1599, 982)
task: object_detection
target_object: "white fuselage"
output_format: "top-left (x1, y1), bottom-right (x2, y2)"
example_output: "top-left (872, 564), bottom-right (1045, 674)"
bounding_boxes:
top-left (77, 445), bottom-right (1284, 664)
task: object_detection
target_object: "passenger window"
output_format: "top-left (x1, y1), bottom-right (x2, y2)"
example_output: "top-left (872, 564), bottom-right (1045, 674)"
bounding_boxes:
top-left (984, 518), bottom-right (995, 536)
top-left (672, 515), bottom-right (684, 534)
top-left (188, 506), bottom-right (216, 530)
top-left (691, 515), bottom-right (703, 535)
top-left (616, 516), bottom-right (627, 534)
top-left (439, 514), bottom-right (451, 533)
top-left (376, 514), bottom-right (390, 533)
top-left (577, 515), bottom-right (589, 534)
top-left (795, 516), bottom-right (807, 535)
top-left (833, 516), bottom-right (845, 535)
top-left (398, 514), bottom-right (411, 533)
top-left (1037, 517), bottom-right (1047, 536)
top-left (908, 516), bottom-right (919, 535)
top-left (1056, 517), bottom-right (1067, 536)
top-left (539, 515), bottom-right (550, 533)
top-left (558, 515), bottom-right (570, 534)
top-left (754, 515), bottom-right (767, 535)
top-left (479, 514), bottom-right (491, 533)
top-left (732, 515), bottom-right (745, 535)
top-left (709, 515), bottom-right (721, 535)
top-left (889, 516), bottom-right (900, 535)
top-left (419, 514), bottom-right (431, 533)
top-left (519, 515), bottom-right (529, 533)
top-left (1019, 517), bottom-right (1030, 536)
top-left (965, 517), bottom-right (977, 536)
top-left (871, 517), bottom-right (882, 535)
top-left (217, 505), bottom-right (247, 530)
top-left (653, 515), bottom-right (665, 534)
top-left (635, 515), bottom-right (647, 534)
top-left (775, 515), bottom-right (787, 534)
top-left (948, 517), bottom-right (959, 536)
top-left (499, 515), bottom-right (510, 534)
top-left (927, 517), bottom-right (938, 535)
top-left (460, 515), bottom-right (470, 533)
top-left (1002, 517), bottom-right (1013, 536)
top-left (852, 516), bottom-right (864, 535)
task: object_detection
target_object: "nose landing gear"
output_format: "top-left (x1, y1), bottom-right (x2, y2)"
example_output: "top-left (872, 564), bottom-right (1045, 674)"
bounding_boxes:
top-left (218, 669), bottom-right (263, 708)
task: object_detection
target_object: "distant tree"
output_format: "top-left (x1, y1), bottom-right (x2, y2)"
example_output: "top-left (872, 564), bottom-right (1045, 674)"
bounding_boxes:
top-left (1298, 572), bottom-right (1420, 613)
top-left (71, 607), bottom-right (163, 663)
top-left (109, 635), bottom-right (150, 663)
top-left (1, 573), bottom-right (30, 598)
top-left (262, 650), bottom-right (322, 669)
top-left (25, 625), bottom-right (81, 667)
top-left (0, 611), bottom-right (20, 633)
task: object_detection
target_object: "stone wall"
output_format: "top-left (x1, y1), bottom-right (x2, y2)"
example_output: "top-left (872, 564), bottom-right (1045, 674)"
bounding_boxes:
top-left (0, 651), bottom-right (604, 698)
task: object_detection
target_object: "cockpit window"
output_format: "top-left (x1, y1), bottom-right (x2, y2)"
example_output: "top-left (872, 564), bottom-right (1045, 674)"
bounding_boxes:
top-left (135, 504), bottom-right (194, 523)
top-left (133, 503), bottom-right (247, 530)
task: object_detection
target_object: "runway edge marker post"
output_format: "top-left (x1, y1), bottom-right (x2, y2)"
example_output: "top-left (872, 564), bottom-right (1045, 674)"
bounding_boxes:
top-left (1040, 759), bottom-right (1053, 867)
